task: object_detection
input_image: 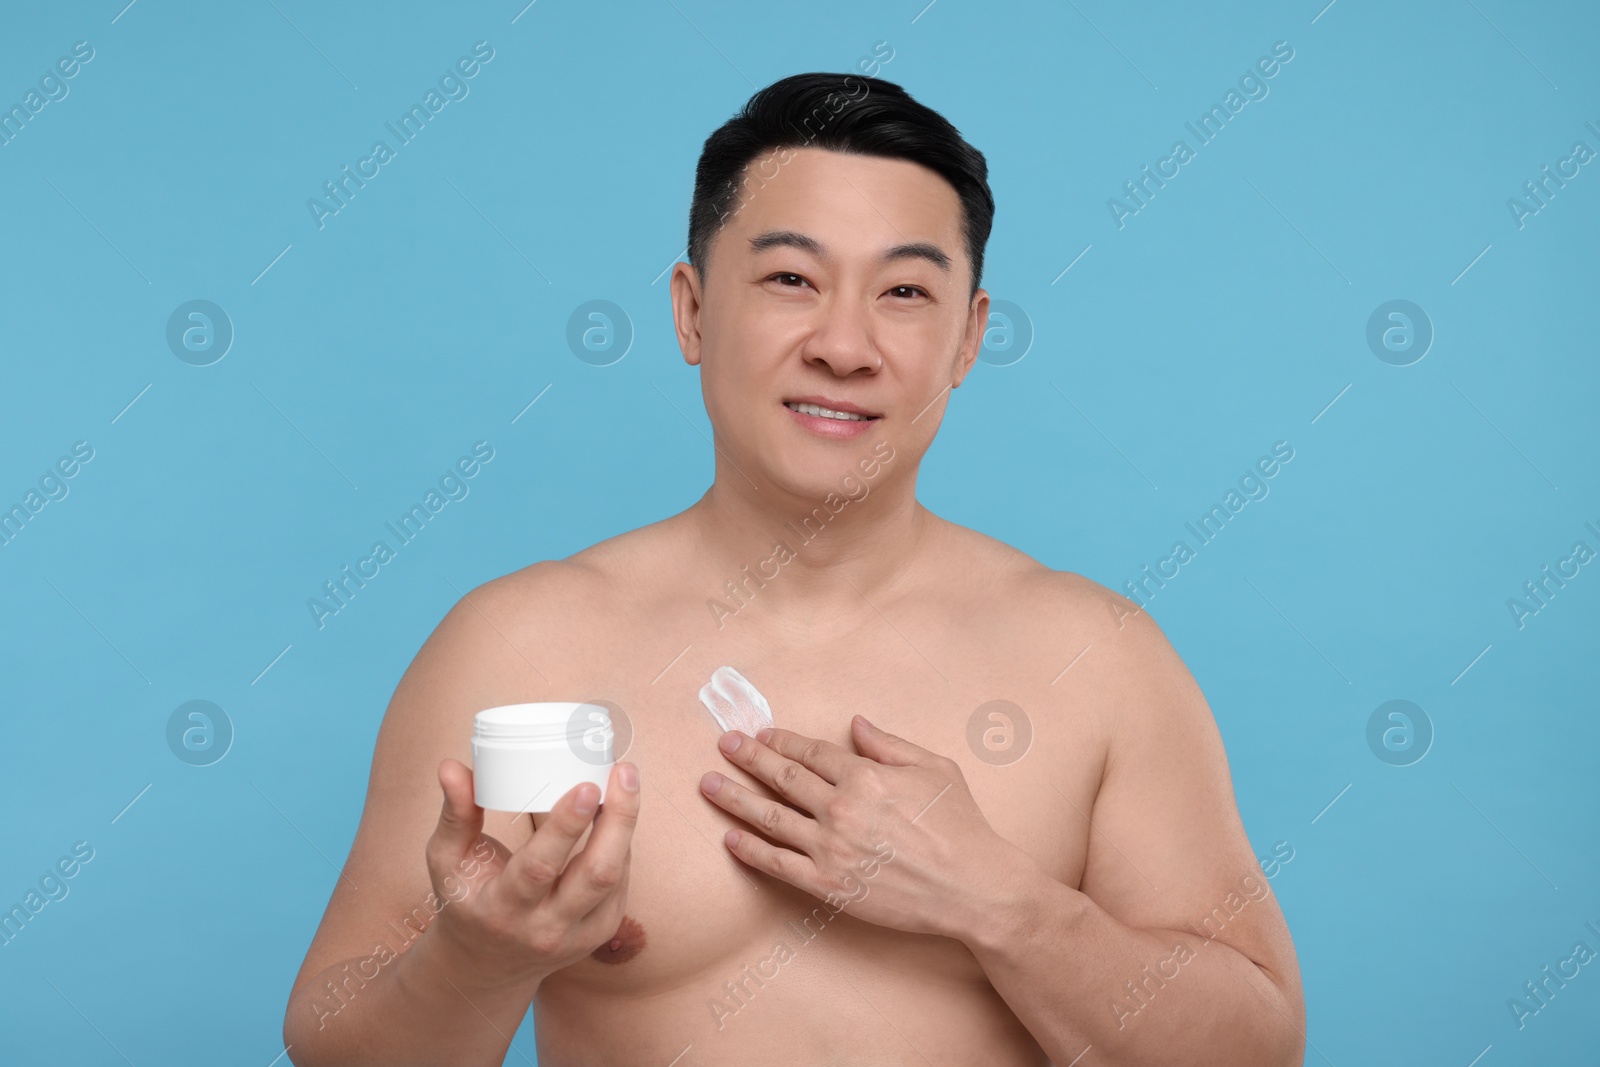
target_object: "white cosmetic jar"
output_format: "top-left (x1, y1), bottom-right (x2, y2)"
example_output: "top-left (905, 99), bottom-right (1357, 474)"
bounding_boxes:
top-left (471, 702), bottom-right (614, 813)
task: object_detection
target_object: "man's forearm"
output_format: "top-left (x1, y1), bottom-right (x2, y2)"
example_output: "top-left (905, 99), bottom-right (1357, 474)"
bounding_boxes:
top-left (285, 923), bottom-right (541, 1067)
top-left (959, 856), bottom-right (1302, 1067)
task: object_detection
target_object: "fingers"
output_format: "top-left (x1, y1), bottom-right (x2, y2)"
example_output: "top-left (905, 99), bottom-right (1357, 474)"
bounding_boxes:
top-left (431, 758), bottom-right (486, 860)
top-left (700, 770), bottom-right (818, 852)
top-left (849, 715), bottom-right (935, 767)
top-left (723, 827), bottom-right (818, 893)
top-left (717, 730), bottom-right (830, 811)
top-left (494, 778), bottom-right (604, 907)
top-left (551, 761), bottom-right (642, 914)
top-left (755, 728), bottom-right (857, 784)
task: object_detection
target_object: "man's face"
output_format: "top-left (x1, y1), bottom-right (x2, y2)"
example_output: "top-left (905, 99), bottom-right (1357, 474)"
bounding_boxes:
top-left (671, 147), bottom-right (988, 500)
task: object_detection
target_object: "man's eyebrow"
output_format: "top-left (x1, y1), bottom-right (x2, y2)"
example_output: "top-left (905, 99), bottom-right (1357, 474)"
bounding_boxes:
top-left (747, 230), bottom-right (952, 273)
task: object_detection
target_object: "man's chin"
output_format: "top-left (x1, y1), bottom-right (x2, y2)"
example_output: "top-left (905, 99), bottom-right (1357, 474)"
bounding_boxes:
top-left (762, 466), bottom-right (862, 505)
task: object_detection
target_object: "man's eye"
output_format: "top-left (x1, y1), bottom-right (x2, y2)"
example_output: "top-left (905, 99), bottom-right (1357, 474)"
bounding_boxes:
top-left (769, 272), bottom-right (809, 288)
top-left (888, 285), bottom-right (928, 300)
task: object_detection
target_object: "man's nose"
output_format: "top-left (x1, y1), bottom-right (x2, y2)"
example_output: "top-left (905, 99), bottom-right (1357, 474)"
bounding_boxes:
top-left (801, 297), bottom-right (881, 377)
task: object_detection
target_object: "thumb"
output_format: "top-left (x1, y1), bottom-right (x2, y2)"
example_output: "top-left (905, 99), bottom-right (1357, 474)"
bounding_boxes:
top-left (851, 715), bottom-right (932, 767)
top-left (433, 757), bottom-right (485, 856)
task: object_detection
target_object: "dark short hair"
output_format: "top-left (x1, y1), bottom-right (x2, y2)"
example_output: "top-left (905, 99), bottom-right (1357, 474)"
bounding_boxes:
top-left (687, 72), bottom-right (995, 299)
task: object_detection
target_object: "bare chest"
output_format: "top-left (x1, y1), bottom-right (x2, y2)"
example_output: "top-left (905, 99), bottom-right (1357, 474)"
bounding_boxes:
top-left (512, 603), bottom-right (1107, 1003)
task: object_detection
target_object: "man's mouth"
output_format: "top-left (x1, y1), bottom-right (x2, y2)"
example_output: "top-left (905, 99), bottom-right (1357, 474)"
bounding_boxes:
top-left (782, 401), bottom-right (879, 422)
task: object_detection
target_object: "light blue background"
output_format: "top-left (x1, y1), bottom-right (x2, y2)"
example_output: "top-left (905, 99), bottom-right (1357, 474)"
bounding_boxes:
top-left (2, 1), bottom-right (1596, 1064)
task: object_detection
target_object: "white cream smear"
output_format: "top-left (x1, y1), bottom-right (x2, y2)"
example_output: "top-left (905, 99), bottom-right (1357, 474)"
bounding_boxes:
top-left (698, 665), bottom-right (774, 737)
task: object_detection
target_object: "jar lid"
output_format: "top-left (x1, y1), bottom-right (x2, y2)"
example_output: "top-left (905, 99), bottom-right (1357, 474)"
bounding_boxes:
top-left (473, 702), bottom-right (613, 745)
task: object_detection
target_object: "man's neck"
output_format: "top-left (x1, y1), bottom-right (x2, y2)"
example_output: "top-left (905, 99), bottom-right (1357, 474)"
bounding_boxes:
top-left (685, 464), bottom-right (932, 628)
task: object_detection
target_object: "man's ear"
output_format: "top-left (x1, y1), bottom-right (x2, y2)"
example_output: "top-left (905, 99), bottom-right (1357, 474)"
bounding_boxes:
top-left (670, 261), bottom-right (705, 367)
top-left (950, 288), bottom-right (990, 389)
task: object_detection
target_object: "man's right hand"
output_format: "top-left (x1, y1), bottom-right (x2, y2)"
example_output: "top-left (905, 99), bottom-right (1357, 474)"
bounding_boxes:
top-left (421, 757), bottom-right (641, 990)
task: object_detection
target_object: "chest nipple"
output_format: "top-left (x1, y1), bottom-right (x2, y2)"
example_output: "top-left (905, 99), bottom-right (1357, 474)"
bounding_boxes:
top-left (590, 914), bottom-right (647, 965)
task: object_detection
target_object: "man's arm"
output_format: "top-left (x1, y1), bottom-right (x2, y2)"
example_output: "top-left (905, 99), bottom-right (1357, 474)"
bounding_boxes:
top-left (283, 563), bottom-right (640, 1067)
top-left (697, 572), bottom-right (1304, 1065)
top-left (958, 582), bottom-right (1305, 1066)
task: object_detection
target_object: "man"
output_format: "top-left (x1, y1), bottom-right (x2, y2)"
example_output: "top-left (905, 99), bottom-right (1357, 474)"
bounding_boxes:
top-left (284, 72), bottom-right (1304, 1066)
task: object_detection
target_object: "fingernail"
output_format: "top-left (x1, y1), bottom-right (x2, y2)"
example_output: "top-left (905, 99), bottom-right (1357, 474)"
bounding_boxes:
top-left (619, 763), bottom-right (639, 793)
top-left (700, 771), bottom-right (723, 796)
top-left (725, 830), bottom-right (741, 848)
top-left (719, 731), bottom-right (743, 754)
top-left (756, 727), bottom-right (773, 743)
top-left (574, 786), bottom-right (598, 815)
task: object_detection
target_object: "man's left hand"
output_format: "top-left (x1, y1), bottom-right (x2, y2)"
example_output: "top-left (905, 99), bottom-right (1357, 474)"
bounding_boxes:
top-left (699, 714), bottom-right (1032, 941)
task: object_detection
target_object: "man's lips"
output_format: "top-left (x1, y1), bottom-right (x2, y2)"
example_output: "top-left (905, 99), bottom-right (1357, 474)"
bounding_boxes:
top-left (781, 398), bottom-right (879, 438)
top-left (781, 396), bottom-right (881, 420)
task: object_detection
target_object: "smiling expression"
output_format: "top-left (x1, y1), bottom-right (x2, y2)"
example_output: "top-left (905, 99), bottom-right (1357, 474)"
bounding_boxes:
top-left (672, 147), bottom-right (989, 497)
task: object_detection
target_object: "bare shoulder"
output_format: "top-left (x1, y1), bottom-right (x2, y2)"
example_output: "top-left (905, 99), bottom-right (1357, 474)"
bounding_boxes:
top-left (959, 531), bottom-right (1229, 806)
top-left (928, 519), bottom-right (1174, 688)
top-left (393, 511), bottom-right (695, 742)
top-left (938, 527), bottom-right (1304, 1014)
top-left (461, 516), bottom-right (687, 637)
top-left (286, 524), bottom-right (679, 1013)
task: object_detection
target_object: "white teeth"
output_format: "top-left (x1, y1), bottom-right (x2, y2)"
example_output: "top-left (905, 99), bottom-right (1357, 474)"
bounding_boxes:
top-left (786, 402), bottom-right (871, 421)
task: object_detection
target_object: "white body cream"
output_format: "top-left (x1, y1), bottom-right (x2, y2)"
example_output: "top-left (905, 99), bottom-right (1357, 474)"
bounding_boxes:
top-left (698, 666), bottom-right (774, 736)
top-left (472, 702), bottom-right (614, 813)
